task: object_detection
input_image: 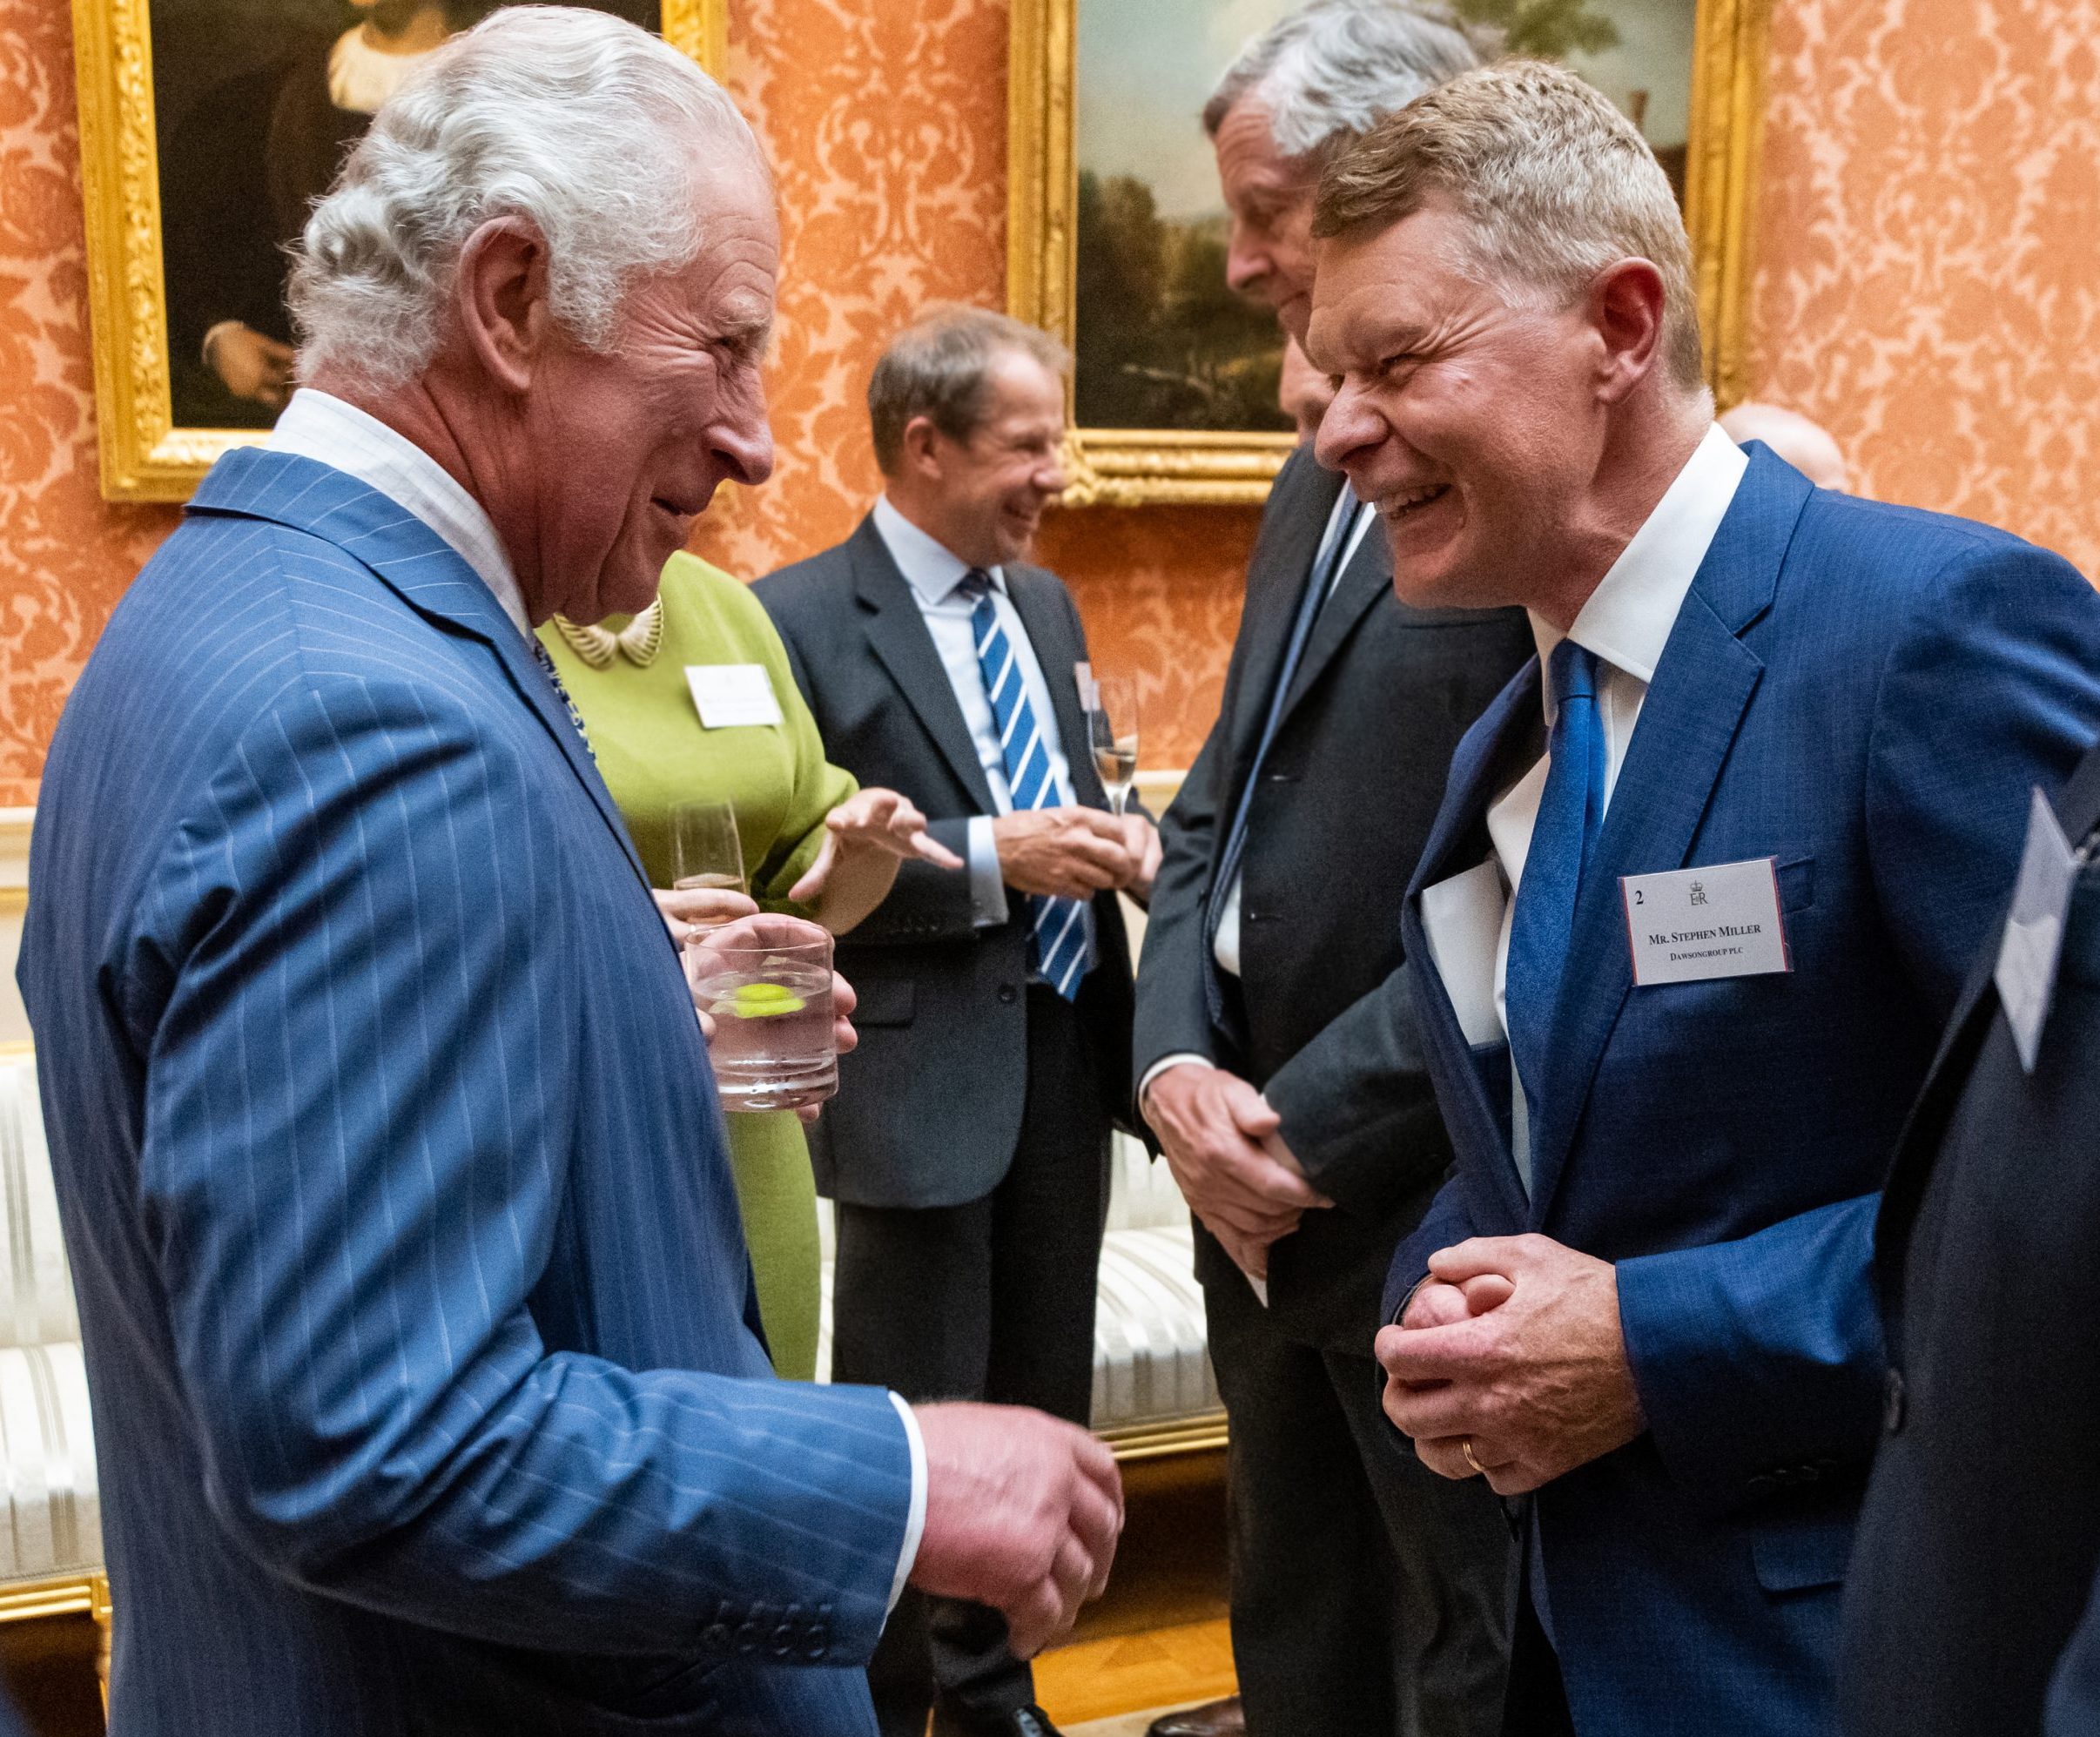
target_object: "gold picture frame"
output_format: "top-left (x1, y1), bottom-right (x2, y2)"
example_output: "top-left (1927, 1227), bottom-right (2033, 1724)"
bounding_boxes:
top-left (1009, 0), bottom-right (1772, 508)
top-left (71, 0), bottom-right (729, 503)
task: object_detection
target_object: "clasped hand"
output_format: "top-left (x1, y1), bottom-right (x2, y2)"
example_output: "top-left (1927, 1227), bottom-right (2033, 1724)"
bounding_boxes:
top-left (1144, 1064), bottom-right (1331, 1282)
top-left (1375, 1234), bottom-right (1646, 1495)
top-left (994, 809), bottom-right (1161, 903)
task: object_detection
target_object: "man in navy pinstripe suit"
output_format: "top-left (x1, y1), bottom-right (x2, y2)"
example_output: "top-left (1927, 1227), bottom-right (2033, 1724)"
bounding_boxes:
top-left (16, 13), bottom-right (1117, 1734)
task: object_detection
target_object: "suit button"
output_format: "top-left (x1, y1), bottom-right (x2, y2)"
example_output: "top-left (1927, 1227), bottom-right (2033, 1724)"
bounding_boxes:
top-left (1747, 1473), bottom-right (1777, 1497)
top-left (998, 984), bottom-right (1018, 1005)
top-left (702, 1622), bottom-right (733, 1649)
top-left (1884, 1369), bottom-right (1908, 1434)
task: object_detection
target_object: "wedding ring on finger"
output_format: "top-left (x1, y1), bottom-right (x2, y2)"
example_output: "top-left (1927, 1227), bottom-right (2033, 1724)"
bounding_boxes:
top-left (1460, 1437), bottom-right (1487, 1478)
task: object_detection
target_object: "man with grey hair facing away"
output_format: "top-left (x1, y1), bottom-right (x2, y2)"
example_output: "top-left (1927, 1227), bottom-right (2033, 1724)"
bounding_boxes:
top-left (16, 13), bottom-right (1121, 1734)
top-left (1132, 6), bottom-right (1531, 1736)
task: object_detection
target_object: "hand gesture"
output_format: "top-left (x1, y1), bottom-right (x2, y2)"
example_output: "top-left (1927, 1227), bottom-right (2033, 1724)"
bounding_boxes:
top-left (790, 788), bottom-right (962, 905)
top-left (909, 1403), bottom-right (1124, 1659)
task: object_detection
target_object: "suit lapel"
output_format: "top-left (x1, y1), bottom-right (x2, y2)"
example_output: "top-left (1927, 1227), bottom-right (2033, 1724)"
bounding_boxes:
top-left (1525, 449), bottom-right (1811, 1216)
top-left (846, 516), bottom-right (1000, 814)
top-left (1231, 460), bottom-right (1348, 767)
top-left (1403, 660), bottom-right (1544, 1222)
top-left (1277, 511), bottom-right (1387, 724)
top-left (1005, 569), bottom-right (1107, 810)
top-left (1876, 736), bottom-right (2100, 1283)
top-left (188, 448), bottom-right (650, 892)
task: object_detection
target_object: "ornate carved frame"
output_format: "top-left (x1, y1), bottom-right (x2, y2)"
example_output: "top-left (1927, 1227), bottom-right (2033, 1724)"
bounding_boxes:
top-left (1009, 0), bottom-right (1773, 507)
top-left (71, 0), bottom-right (729, 502)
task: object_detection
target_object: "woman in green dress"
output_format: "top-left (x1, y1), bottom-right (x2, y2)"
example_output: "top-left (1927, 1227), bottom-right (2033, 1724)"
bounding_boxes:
top-left (540, 549), bottom-right (957, 1379)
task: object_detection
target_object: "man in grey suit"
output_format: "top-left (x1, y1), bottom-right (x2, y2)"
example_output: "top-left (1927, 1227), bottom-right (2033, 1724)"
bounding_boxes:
top-left (1134, 7), bottom-right (1533, 1736)
top-left (756, 306), bottom-right (1157, 1737)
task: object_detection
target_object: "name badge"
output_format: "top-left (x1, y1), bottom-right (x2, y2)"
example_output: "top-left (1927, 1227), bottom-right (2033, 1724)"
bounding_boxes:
top-left (1620, 858), bottom-right (1792, 986)
top-left (685, 663), bottom-right (784, 730)
top-left (1996, 786), bottom-right (2078, 1074)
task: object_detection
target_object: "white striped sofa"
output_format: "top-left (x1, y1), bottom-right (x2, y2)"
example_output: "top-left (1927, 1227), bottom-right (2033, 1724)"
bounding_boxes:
top-left (0, 1048), bottom-right (105, 1641)
top-left (817, 1134), bottom-right (1224, 1458)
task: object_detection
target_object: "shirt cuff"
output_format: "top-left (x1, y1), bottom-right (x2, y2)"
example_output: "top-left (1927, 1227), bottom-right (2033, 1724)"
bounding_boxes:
top-left (966, 816), bottom-right (1009, 928)
top-left (885, 1391), bottom-right (928, 1613)
top-left (1138, 1054), bottom-right (1215, 1125)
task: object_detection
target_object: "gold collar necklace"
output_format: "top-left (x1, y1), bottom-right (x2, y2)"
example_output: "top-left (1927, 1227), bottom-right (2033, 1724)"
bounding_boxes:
top-left (550, 599), bottom-right (664, 669)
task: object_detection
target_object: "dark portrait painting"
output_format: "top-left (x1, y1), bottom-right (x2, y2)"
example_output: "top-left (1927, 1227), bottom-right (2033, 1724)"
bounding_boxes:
top-left (1072, 0), bottom-right (1702, 436)
top-left (151, 0), bottom-right (659, 428)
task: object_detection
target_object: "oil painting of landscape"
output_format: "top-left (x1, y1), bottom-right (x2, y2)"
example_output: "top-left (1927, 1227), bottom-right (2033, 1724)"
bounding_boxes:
top-left (1071, 0), bottom-right (1702, 435)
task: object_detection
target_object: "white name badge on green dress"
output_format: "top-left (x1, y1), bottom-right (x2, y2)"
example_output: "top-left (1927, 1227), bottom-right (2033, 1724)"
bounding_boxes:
top-left (1619, 858), bottom-right (1792, 986)
top-left (685, 664), bottom-right (784, 730)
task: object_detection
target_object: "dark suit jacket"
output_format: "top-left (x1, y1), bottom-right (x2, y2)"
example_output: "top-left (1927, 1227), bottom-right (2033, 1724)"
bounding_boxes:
top-left (1132, 446), bottom-right (1533, 1343)
top-left (1841, 741), bottom-right (2100, 1737)
top-left (754, 516), bottom-right (1137, 1209)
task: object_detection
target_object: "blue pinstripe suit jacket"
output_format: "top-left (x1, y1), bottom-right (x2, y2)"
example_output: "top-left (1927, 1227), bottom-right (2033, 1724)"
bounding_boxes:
top-left (17, 449), bottom-right (910, 1735)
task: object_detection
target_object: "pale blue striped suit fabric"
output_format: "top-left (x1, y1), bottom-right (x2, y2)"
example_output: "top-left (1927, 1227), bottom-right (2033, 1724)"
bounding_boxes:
top-left (17, 448), bottom-right (911, 1735)
top-left (958, 569), bottom-right (1087, 999)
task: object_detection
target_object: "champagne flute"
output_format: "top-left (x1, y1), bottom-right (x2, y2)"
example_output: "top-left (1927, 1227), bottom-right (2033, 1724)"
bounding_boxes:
top-left (670, 798), bottom-right (748, 904)
top-left (1086, 674), bottom-right (1141, 816)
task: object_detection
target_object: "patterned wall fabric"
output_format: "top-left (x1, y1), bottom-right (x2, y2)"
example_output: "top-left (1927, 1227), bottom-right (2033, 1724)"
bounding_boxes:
top-left (1747, 0), bottom-right (2100, 579)
top-left (2, 0), bottom-right (2097, 802)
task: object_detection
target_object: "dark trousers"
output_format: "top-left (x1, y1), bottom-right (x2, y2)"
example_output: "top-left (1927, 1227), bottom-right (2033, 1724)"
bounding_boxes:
top-left (831, 986), bottom-right (1108, 1737)
top-left (1503, 1592), bottom-right (1574, 1737)
top-left (1204, 1240), bottom-right (1514, 1737)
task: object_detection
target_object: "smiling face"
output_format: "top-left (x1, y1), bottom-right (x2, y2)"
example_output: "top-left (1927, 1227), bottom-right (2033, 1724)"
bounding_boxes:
top-left (902, 348), bottom-right (1068, 569)
top-left (1308, 199), bottom-right (1611, 615)
top-left (521, 153), bottom-right (779, 622)
top-left (1211, 98), bottom-right (1322, 344)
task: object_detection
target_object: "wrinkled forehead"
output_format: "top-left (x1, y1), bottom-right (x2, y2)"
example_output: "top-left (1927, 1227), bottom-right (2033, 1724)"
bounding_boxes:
top-left (1303, 204), bottom-right (1491, 367)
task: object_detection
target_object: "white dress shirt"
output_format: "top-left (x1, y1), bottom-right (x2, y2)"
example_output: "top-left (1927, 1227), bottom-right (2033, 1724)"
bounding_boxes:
top-left (1421, 422), bottom-right (1749, 1183)
top-left (268, 388), bottom-right (534, 641)
top-left (872, 495), bottom-right (1086, 939)
top-left (271, 389), bottom-right (932, 1605)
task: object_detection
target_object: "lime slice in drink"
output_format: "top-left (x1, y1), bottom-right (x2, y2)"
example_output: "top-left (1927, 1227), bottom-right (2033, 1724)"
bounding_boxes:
top-left (723, 981), bottom-right (806, 1020)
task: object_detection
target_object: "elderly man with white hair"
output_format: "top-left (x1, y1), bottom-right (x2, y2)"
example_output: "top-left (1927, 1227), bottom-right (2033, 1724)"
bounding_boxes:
top-left (1132, 7), bottom-right (1531, 1737)
top-left (15, 12), bottom-right (1119, 1734)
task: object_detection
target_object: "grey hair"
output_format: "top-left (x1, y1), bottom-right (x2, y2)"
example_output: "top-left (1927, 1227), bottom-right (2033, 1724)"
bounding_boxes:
top-left (1314, 60), bottom-right (1706, 389)
top-left (867, 306), bottom-right (1070, 476)
top-left (1202, 0), bottom-right (1492, 163)
top-left (290, 5), bottom-right (761, 388)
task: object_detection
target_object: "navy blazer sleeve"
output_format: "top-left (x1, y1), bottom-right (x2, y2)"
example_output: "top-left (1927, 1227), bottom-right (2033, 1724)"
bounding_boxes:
top-left (1615, 540), bottom-right (2100, 1511)
top-left (128, 669), bottom-right (913, 1660)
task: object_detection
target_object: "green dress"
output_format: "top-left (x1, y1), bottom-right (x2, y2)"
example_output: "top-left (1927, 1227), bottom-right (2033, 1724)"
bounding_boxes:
top-left (538, 552), bottom-right (853, 1381)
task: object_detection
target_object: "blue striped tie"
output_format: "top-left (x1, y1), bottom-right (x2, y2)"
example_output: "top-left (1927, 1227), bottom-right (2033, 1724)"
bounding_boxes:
top-left (959, 569), bottom-right (1088, 1000)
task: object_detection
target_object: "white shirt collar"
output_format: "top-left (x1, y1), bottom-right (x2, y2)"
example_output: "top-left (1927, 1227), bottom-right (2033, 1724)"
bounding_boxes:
top-left (1531, 422), bottom-right (1749, 710)
top-left (872, 495), bottom-right (1007, 607)
top-left (267, 388), bottom-right (533, 641)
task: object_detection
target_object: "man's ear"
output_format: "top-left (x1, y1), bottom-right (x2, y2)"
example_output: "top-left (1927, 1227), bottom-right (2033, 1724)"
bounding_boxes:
top-left (900, 414), bottom-right (946, 481)
top-left (454, 217), bottom-right (554, 395)
top-left (1587, 257), bottom-right (1668, 405)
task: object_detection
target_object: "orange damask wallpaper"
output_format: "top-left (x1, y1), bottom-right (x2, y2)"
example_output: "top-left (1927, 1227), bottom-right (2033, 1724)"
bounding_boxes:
top-left (2, 0), bottom-right (2097, 805)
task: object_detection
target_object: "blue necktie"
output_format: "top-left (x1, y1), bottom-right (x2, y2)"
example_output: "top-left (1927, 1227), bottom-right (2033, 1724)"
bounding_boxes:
top-left (1505, 640), bottom-right (1606, 1138)
top-left (958, 570), bottom-right (1088, 1001)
